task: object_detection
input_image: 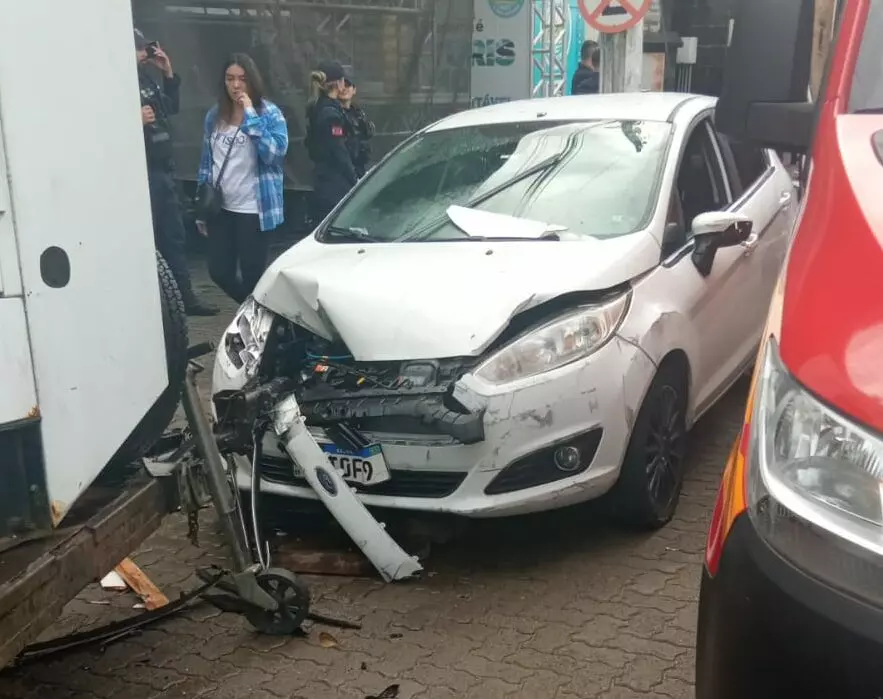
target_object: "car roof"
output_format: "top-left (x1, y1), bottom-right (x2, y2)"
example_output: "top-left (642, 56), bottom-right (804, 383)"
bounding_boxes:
top-left (426, 93), bottom-right (716, 133)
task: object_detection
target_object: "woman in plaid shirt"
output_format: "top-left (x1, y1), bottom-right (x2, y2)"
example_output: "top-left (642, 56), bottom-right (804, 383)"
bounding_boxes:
top-left (196, 53), bottom-right (289, 304)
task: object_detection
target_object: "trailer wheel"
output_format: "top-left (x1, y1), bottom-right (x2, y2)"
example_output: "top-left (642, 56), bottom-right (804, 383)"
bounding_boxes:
top-left (109, 251), bottom-right (189, 467)
top-left (245, 568), bottom-right (311, 635)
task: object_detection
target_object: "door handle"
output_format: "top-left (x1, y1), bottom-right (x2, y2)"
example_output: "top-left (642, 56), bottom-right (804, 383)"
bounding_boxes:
top-left (741, 232), bottom-right (760, 255)
top-left (779, 191), bottom-right (793, 208)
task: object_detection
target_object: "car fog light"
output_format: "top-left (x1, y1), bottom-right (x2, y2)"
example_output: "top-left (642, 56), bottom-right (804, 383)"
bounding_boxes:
top-left (554, 446), bottom-right (582, 472)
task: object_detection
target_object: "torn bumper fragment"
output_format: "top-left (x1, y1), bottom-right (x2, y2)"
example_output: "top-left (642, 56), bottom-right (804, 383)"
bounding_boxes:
top-left (271, 394), bottom-right (423, 582)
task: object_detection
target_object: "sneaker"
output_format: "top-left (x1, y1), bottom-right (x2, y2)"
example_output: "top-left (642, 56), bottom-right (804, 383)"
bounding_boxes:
top-left (185, 299), bottom-right (219, 317)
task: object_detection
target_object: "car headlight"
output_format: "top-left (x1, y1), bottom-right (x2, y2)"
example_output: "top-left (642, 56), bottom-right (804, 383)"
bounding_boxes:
top-left (748, 337), bottom-right (883, 606)
top-left (223, 296), bottom-right (275, 378)
top-left (473, 292), bottom-right (630, 386)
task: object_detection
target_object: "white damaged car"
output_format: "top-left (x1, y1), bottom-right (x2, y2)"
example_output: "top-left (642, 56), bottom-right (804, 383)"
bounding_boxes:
top-left (212, 93), bottom-right (796, 529)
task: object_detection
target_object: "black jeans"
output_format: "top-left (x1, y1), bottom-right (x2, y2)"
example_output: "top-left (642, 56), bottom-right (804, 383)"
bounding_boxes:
top-left (148, 168), bottom-right (195, 303)
top-left (207, 210), bottom-right (269, 304)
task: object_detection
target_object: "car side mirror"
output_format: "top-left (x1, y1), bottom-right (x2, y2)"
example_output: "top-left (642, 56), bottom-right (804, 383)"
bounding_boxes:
top-left (690, 212), bottom-right (754, 277)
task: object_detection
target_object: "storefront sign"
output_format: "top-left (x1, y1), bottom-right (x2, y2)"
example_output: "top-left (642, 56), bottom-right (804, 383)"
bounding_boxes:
top-left (471, 0), bottom-right (531, 108)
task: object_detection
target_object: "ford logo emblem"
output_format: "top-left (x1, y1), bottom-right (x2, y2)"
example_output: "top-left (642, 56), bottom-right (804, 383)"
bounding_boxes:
top-left (316, 467), bottom-right (337, 496)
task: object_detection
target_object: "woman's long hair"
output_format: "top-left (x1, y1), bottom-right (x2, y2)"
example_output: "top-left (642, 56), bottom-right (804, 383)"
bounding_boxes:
top-left (307, 70), bottom-right (334, 108)
top-left (217, 53), bottom-right (266, 124)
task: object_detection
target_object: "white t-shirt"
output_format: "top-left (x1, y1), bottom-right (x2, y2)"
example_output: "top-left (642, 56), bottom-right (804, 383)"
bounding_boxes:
top-left (210, 123), bottom-right (259, 214)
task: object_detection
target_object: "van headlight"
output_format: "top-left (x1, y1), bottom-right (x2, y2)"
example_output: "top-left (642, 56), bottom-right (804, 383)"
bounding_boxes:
top-left (747, 337), bottom-right (883, 608)
top-left (222, 296), bottom-right (275, 379)
top-left (751, 338), bottom-right (883, 555)
top-left (473, 292), bottom-right (630, 386)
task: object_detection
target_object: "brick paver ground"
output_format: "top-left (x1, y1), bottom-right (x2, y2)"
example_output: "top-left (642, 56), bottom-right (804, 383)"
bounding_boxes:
top-left (0, 258), bottom-right (745, 699)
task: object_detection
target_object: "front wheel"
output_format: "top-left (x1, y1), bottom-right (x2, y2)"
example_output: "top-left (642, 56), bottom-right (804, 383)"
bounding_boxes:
top-left (610, 361), bottom-right (688, 530)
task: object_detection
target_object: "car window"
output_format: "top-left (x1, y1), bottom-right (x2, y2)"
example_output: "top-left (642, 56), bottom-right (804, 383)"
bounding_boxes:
top-left (676, 120), bottom-right (729, 235)
top-left (720, 136), bottom-right (769, 194)
top-left (325, 119), bottom-right (672, 243)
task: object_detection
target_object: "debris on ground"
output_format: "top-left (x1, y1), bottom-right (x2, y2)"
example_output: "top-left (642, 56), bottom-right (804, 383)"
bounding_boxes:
top-left (366, 684), bottom-right (400, 699)
top-left (274, 539), bottom-right (376, 578)
top-left (267, 520), bottom-right (432, 580)
top-left (13, 571), bottom-right (226, 666)
top-left (99, 571), bottom-right (128, 592)
top-left (113, 558), bottom-right (169, 610)
top-left (318, 631), bottom-right (339, 649)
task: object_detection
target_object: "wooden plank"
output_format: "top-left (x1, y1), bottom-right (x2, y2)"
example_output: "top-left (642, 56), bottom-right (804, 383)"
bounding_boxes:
top-left (113, 558), bottom-right (169, 611)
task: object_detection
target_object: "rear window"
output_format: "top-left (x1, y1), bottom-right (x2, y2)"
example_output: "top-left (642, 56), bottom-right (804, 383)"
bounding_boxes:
top-left (849, 0), bottom-right (883, 113)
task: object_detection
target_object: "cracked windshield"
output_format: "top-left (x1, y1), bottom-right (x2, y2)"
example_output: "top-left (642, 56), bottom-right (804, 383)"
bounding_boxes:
top-left (327, 120), bottom-right (669, 242)
top-left (1, 0), bottom-right (878, 698)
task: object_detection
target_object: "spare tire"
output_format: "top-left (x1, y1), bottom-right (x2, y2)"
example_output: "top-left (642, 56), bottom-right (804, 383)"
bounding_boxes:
top-left (109, 251), bottom-right (189, 467)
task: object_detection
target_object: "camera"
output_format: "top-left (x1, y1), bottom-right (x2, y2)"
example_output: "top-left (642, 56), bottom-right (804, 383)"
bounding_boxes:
top-left (146, 41), bottom-right (159, 58)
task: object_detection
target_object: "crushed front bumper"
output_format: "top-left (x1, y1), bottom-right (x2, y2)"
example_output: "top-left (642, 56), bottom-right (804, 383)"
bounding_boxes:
top-left (226, 335), bottom-right (657, 518)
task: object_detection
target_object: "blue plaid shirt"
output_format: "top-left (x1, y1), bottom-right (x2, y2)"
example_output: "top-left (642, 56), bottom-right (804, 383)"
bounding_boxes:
top-left (197, 100), bottom-right (288, 232)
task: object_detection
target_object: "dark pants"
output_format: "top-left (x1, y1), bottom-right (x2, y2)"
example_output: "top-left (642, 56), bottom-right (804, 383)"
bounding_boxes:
top-left (207, 210), bottom-right (269, 304)
top-left (148, 168), bottom-right (195, 303)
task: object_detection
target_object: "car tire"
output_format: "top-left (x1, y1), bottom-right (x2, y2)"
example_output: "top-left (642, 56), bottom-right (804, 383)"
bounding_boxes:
top-left (108, 251), bottom-right (189, 467)
top-left (610, 359), bottom-right (688, 530)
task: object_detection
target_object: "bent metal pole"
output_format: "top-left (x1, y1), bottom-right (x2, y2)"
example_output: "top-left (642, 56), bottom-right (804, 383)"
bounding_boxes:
top-left (272, 394), bottom-right (424, 583)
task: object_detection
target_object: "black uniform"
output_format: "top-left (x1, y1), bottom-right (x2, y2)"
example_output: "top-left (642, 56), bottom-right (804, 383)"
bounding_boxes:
top-left (343, 104), bottom-right (375, 179)
top-left (305, 94), bottom-right (358, 222)
top-left (571, 64), bottom-right (599, 95)
top-left (139, 67), bottom-right (207, 312)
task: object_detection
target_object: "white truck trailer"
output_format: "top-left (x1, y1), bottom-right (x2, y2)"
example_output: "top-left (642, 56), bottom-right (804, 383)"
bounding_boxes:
top-left (0, 0), bottom-right (189, 666)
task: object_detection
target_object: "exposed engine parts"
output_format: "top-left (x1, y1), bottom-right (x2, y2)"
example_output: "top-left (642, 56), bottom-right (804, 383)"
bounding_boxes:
top-left (225, 319), bottom-right (487, 445)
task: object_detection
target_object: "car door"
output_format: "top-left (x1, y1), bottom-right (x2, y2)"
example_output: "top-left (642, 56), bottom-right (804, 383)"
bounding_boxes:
top-left (714, 132), bottom-right (796, 334)
top-left (667, 116), bottom-right (762, 415)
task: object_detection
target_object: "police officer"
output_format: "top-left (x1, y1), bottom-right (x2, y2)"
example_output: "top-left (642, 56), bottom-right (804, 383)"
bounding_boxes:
top-left (304, 61), bottom-right (358, 223)
top-left (340, 78), bottom-right (375, 179)
top-left (136, 29), bottom-right (217, 316)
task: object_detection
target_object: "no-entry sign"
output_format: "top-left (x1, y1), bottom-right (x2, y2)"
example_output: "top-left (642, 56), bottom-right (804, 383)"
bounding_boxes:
top-left (578, 0), bottom-right (651, 34)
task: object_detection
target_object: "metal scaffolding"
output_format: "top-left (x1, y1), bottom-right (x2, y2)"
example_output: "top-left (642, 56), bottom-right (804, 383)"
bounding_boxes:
top-left (531, 0), bottom-right (568, 98)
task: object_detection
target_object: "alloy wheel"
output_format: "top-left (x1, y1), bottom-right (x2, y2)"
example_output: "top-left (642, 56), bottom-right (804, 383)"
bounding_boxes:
top-left (644, 385), bottom-right (686, 512)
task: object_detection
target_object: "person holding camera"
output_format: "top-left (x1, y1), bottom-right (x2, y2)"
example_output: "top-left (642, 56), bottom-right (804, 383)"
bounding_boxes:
top-left (136, 28), bottom-right (217, 316)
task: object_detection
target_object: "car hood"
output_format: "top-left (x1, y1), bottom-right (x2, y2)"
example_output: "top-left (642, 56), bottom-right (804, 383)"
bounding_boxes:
top-left (253, 232), bottom-right (660, 361)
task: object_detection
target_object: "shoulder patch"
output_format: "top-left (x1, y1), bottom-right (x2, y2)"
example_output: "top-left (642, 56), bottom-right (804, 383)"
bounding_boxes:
top-left (331, 124), bottom-right (344, 137)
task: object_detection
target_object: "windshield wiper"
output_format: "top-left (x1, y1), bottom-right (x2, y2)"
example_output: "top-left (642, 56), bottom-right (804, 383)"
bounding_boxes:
top-left (322, 225), bottom-right (382, 243)
top-left (432, 233), bottom-right (562, 242)
top-left (400, 132), bottom-right (583, 243)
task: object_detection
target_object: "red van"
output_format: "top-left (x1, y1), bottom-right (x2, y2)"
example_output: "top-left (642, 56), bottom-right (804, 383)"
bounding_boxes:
top-left (695, 0), bottom-right (883, 697)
